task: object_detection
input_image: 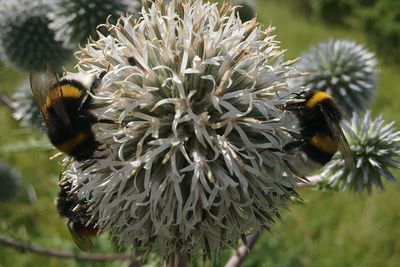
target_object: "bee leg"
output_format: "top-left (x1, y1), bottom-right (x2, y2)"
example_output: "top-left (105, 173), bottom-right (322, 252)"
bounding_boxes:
top-left (282, 128), bottom-right (302, 139)
top-left (284, 160), bottom-right (309, 182)
top-left (98, 118), bottom-right (126, 127)
top-left (284, 139), bottom-right (307, 151)
top-left (98, 118), bottom-right (119, 124)
top-left (80, 93), bottom-right (94, 112)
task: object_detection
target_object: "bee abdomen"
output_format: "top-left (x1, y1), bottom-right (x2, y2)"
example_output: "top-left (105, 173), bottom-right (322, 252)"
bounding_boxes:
top-left (54, 131), bottom-right (89, 154)
top-left (303, 135), bottom-right (337, 165)
top-left (52, 130), bottom-right (98, 161)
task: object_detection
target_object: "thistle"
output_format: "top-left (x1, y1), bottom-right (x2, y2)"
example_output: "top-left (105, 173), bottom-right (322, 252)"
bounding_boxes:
top-left (62, 0), bottom-right (301, 260)
top-left (0, 0), bottom-right (71, 71)
top-left (232, 0), bottom-right (257, 22)
top-left (0, 162), bottom-right (22, 203)
top-left (321, 111), bottom-right (400, 193)
top-left (48, 0), bottom-right (140, 47)
top-left (294, 39), bottom-right (377, 117)
top-left (11, 80), bottom-right (42, 128)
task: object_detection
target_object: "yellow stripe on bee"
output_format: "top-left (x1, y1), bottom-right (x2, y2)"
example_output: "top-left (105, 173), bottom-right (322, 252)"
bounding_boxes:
top-left (55, 131), bottom-right (88, 154)
top-left (310, 134), bottom-right (338, 154)
top-left (44, 85), bottom-right (82, 108)
top-left (305, 91), bottom-right (332, 108)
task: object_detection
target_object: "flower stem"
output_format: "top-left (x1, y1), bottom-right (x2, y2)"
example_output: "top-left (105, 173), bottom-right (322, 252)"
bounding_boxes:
top-left (164, 253), bottom-right (188, 267)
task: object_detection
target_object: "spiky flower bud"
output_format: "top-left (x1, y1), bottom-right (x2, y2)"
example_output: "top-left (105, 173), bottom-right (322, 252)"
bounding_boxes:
top-left (321, 111), bottom-right (400, 193)
top-left (294, 39), bottom-right (377, 117)
top-left (232, 0), bottom-right (257, 22)
top-left (62, 0), bottom-right (301, 259)
top-left (11, 80), bottom-right (42, 128)
top-left (0, 162), bottom-right (22, 202)
top-left (0, 0), bottom-right (71, 71)
top-left (48, 0), bottom-right (140, 47)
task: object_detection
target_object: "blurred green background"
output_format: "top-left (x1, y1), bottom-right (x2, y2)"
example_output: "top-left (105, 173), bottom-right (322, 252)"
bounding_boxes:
top-left (1, 0), bottom-right (400, 266)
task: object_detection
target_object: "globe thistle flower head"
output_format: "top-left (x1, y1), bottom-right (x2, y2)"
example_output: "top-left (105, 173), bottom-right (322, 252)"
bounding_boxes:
top-left (232, 0), bottom-right (257, 22)
top-left (294, 39), bottom-right (377, 117)
top-left (48, 0), bottom-right (141, 48)
top-left (321, 111), bottom-right (400, 193)
top-left (11, 80), bottom-right (42, 128)
top-left (63, 0), bottom-right (301, 259)
top-left (0, 0), bottom-right (72, 71)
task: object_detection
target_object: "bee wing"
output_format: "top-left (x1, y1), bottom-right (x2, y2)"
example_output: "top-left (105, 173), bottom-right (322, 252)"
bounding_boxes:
top-left (67, 222), bottom-right (95, 252)
top-left (320, 106), bottom-right (356, 172)
top-left (30, 67), bottom-right (71, 126)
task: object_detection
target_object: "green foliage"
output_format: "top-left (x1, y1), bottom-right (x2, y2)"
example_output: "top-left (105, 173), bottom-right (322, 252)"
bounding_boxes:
top-left (280, 0), bottom-right (356, 25)
top-left (309, 0), bottom-right (355, 25)
top-left (362, 0), bottom-right (400, 65)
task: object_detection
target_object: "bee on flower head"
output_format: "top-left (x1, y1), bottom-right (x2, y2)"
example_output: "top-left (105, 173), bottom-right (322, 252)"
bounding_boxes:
top-left (56, 179), bottom-right (98, 251)
top-left (281, 89), bottom-right (355, 176)
top-left (30, 66), bottom-right (119, 161)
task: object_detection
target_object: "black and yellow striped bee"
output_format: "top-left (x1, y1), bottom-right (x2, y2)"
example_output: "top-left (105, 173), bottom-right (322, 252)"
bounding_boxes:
top-left (282, 90), bottom-right (355, 176)
top-left (30, 67), bottom-right (116, 161)
top-left (56, 179), bottom-right (98, 251)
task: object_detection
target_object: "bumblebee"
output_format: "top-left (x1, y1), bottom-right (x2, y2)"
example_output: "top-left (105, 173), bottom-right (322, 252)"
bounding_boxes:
top-left (282, 90), bottom-right (355, 176)
top-left (56, 180), bottom-right (98, 251)
top-left (30, 67), bottom-right (116, 161)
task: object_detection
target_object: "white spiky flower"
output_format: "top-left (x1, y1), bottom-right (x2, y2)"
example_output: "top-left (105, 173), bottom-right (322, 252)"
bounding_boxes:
top-left (321, 111), bottom-right (400, 193)
top-left (11, 80), bottom-right (42, 128)
top-left (48, 0), bottom-right (140, 48)
top-left (294, 39), bottom-right (377, 117)
top-left (62, 0), bottom-right (301, 260)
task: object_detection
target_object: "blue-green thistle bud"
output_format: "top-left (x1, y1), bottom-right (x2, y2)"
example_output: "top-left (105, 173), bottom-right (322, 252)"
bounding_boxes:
top-left (321, 111), bottom-right (400, 193)
top-left (0, 0), bottom-right (72, 71)
top-left (232, 0), bottom-right (257, 22)
top-left (48, 0), bottom-right (140, 47)
top-left (294, 39), bottom-right (377, 117)
top-left (0, 162), bottom-right (22, 202)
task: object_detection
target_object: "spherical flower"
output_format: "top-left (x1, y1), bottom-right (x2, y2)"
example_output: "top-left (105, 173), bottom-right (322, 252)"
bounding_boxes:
top-left (62, 0), bottom-right (300, 259)
top-left (0, 0), bottom-right (72, 71)
top-left (232, 0), bottom-right (257, 22)
top-left (0, 162), bottom-right (22, 203)
top-left (321, 111), bottom-right (400, 193)
top-left (294, 39), bottom-right (377, 117)
top-left (11, 80), bottom-right (42, 128)
top-left (48, 0), bottom-right (140, 47)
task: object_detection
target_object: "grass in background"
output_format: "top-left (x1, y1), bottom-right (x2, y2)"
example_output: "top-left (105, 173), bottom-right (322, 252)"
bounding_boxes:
top-left (0, 1), bottom-right (400, 266)
top-left (235, 1), bottom-right (400, 266)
